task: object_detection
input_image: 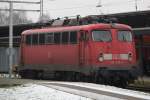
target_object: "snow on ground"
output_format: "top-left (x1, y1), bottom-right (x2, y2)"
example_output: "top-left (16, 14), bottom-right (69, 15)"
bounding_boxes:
top-left (0, 82), bottom-right (150, 100)
top-left (41, 82), bottom-right (150, 100)
top-left (0, 83), bottom-right (125, 100)
top-left (0, 84), bottom-right (93, 100)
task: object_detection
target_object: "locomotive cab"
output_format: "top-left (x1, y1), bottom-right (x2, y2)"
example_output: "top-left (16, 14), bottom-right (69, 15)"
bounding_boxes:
top-left (79, 24), bottom-right (138, 86)
top-left (91, 29), bottom-right (136, 66)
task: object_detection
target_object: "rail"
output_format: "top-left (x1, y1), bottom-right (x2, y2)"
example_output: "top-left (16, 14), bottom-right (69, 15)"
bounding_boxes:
top-left (40, 82), bottom-right (150, 100)
top-left (127, 86), bottom-right (150, 93)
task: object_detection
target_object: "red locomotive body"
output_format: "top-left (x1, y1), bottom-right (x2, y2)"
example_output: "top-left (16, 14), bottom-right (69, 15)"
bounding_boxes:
top-left (19, 22), bottom-right (138, 86)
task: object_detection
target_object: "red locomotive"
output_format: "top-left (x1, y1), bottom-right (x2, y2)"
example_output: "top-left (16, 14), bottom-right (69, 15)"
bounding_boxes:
top-left (18, 16), bottom-right (138, 87)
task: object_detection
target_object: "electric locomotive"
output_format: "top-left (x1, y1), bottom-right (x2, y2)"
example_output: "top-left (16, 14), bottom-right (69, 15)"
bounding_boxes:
top-left (18, 16), bottom-right (138, 87)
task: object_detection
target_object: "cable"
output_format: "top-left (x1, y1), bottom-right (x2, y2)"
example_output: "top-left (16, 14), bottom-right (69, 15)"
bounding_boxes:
top-left (102, 0), bottom-right (134, 6)
top-left (46, 5), bottom-right (96, 11)
top-left (44, 0), bottom-right (137, 11)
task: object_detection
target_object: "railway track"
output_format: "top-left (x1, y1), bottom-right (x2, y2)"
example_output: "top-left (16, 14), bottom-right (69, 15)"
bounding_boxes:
top-left (0, 78), bottom-right (150, 99)
top-left (40, 82), bottom-right (150, 100)
top-left (126, 86), bottom-right (150, 93)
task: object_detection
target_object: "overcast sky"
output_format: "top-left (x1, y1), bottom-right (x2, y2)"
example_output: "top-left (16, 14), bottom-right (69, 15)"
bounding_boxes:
top-left (1, 0), bottom-right (150, 22)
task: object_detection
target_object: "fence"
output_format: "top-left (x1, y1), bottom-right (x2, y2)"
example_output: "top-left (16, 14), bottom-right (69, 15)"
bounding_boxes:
top-left (0, 47), bottom-right (19, 73)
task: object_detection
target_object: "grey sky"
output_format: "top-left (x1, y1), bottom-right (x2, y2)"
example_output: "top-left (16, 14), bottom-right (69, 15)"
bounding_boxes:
top-left (1, 0), bottom-right (150, 22)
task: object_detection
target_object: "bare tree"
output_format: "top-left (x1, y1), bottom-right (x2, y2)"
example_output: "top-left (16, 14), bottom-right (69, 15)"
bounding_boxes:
top-left (0, 11), bottom-right (8, 25)
top-left (12, 11), bottom-right (32, 24)
top-left (0, 11), bottom-right (32, 25)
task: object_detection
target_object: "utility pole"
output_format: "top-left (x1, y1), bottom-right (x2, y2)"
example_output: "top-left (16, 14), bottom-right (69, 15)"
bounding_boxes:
top-left (40, 0), bottom-right (44, 21)
top-left (9, 1), bottom-right (13, 78)
top-left (96, 0), bottom-right (103, 15)
top-left (0, 0), bottom-right (40, 78)
top-left (40, 0), bottom-right (56, 21)
top-left (135, 0), bottom-right (138, 11)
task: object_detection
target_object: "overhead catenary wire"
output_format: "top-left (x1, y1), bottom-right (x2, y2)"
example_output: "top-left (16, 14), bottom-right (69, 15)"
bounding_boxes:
top-left (0, 0), bottom-right (148, 14)
top-left (0, 0), bottom-right (148, 12)
top-left (44, 0), bottom-right (136, 11)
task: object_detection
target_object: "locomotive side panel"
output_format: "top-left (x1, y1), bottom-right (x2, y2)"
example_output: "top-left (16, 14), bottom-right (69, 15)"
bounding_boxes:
top-left (20, 30), bottom-right (81, 72)
top-left (23, 45), bottom-right (78, 65)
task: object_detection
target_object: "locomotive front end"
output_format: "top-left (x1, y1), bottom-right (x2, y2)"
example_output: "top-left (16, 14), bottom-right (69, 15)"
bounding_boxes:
top-left (90, 24), bottom-right (138, 86)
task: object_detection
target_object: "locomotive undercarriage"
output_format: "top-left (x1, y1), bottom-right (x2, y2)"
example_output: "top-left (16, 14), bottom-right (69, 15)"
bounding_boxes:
top-left (18, 64), bottom-right (138, 87)
top-left (93, 68), bottom-right (138, 87)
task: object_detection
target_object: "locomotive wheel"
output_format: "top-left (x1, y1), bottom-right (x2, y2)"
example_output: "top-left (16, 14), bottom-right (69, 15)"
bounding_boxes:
top-left (119, 79), bottom-right (128, 88)
top-left (112, 77), bottom-right (128, 88)
top-left (26, 70), bottom-right (37, 79)
top-left (36, 70), bottom-right (43, 79)
top-left (54, 71), bottom-right (67, 81)
top-left (74, 73), bottom-right (81, 81)
top-left (64, 72), bottom-right (74, 81)
top-left (19, 70), bottom-right (27, 79)
top-left (19, 70), bottom-right (37, 79)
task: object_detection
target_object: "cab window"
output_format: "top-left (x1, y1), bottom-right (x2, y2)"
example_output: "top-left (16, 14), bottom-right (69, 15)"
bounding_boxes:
top-left (92, 30), bottom-right (112, 42)
top-left (118, 31), bottom-right (132, 42)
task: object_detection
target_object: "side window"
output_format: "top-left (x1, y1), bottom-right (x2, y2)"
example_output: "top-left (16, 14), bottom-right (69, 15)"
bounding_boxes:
top-left (39, 34), bottom-right (45, 45)
top-left (26, 35), bottom-right (32, 45)
top-left (32, 34), bottom-right (38, 45)
top-left (62, 32), bottom-right (69, 44)
top-left (54, 32), bottom-right (61, 44)
top-left (45, 33), bottom-right (54, 44)
top-left (70, 31), bottom-right (77, 44)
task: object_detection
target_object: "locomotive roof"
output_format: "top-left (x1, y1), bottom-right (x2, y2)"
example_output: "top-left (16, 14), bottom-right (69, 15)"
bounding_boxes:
top-left (22, 23), bottom-right (131, 35)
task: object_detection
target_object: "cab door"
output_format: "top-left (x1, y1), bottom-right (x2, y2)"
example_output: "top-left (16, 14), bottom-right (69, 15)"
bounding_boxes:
top-left (79, 31), bottom-right (89, 66)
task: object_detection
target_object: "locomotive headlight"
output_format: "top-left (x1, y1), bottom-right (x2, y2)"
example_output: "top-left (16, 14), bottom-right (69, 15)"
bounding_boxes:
top-left (128, 52), bottom-right (132, 61)
top-left (98, 53), bottom-right (104, 62)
